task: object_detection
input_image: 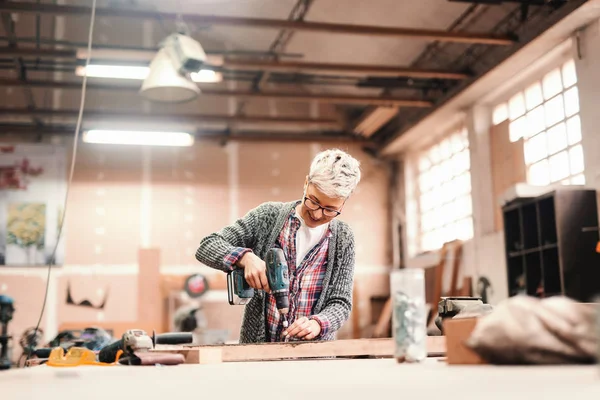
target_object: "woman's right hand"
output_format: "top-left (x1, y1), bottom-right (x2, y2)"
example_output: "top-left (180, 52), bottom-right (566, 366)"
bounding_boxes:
top-left (238, 252), bottom-right (270, 292)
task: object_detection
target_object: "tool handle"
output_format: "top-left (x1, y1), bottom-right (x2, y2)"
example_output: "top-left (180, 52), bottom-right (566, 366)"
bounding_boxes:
top-left (98, 339), bottom-right (123, 363)
top-left (33, 348), bottom-right (52, 359)
top-left (155, 332), bottom-right (193, 345)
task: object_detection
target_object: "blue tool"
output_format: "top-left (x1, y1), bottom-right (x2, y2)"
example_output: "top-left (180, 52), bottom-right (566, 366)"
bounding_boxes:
top-left (227, 248), bottom-right (290, 329)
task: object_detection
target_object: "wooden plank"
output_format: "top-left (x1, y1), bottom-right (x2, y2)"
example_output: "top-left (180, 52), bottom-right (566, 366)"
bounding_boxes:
top-left (458, 276), bottom-right (473, 296)
top-left (448, 241), bottom-right (463, 296)
top-left (138, 248), bottom-right (164, 331)
top-left (372, 297), bottom-right (392, 338)
top-left (154, 337), bottom-right (446, 364)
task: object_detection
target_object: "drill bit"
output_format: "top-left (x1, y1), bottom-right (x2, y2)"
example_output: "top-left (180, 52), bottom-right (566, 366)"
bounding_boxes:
top-left (282, 315), bottom-right (289, 343)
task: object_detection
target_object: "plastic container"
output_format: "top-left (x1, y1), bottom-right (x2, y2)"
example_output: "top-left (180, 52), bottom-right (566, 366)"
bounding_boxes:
top-left (390, 268), bottom-right (427, 363)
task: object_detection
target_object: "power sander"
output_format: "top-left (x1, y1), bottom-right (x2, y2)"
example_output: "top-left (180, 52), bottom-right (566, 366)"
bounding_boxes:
top-left (98, 329), bottom-right (192, 365)
top-left (227, 248), bottom-right (290, 329)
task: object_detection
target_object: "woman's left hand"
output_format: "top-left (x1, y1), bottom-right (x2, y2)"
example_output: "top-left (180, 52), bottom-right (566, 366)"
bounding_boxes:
top-left (283, 316), bottom-right (321, 340)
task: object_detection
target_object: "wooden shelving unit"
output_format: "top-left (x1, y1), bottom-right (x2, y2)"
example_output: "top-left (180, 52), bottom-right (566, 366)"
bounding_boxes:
top-left (502, 188), bottom-right (600, 302)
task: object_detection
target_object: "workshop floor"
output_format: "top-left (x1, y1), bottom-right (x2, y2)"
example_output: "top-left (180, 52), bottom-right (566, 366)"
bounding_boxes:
top-left (2, 358), bottom-right (598, 399)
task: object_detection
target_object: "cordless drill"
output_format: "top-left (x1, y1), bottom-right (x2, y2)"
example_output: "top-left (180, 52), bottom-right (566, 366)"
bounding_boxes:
top-left (227, 248), bottom-right (290, 327)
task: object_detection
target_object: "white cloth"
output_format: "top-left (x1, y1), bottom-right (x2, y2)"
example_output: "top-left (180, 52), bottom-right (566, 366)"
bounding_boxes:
top-left (295, 213), bottom-right (328, 267)
top-left (466, 295), bottom-right (597, 364)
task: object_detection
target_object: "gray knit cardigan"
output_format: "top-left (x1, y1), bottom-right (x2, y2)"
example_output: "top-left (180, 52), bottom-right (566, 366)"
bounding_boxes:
top-left (195, 200), bottom-right (356, 343)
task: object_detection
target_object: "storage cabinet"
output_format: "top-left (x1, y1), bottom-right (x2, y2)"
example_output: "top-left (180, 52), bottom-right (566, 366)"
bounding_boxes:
top-left (502, 189), bottom-right (600, 302)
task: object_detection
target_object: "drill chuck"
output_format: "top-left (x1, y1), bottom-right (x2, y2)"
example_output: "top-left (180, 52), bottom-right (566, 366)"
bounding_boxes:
top-left (273, 291), bottom-right (289, 315)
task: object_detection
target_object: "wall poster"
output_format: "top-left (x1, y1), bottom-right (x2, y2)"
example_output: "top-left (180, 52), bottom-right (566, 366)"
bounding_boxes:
top-left (0, 143), bottom-right (67, 266)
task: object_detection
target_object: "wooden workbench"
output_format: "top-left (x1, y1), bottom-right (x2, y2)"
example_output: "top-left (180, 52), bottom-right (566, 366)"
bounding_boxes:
top-left (1, 358), bottom-right (598, 399)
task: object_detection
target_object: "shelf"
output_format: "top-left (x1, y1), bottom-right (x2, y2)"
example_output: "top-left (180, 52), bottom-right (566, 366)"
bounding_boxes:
top-left (508, 243), bottom-right (558, 258)
top-left (525, 252), bottom-right (543, 297)
top-left (538, 196), bottom-right (557, 246)
top-left (521, 203), bottom-right (539, 249)
top-left (504, 208), bottom-right (523, 254)
top-left (507, 256), bottom-right (525, 296)
top-left (503, 188), bottom-right (600, 301)
top-left (542, 247), bottom-right (562, 295)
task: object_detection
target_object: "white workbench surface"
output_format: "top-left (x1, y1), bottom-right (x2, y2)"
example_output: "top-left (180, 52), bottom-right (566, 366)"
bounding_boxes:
top-left (1, 358), bottom-right (599, 400)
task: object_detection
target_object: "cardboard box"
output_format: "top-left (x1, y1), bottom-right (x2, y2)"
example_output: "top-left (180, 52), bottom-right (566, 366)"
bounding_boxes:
top-left (443, 317), bottom-right (487, 365)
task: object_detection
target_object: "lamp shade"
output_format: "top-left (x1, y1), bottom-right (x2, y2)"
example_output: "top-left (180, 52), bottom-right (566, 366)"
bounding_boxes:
top-left (139, 48), bottom-right (200, 103)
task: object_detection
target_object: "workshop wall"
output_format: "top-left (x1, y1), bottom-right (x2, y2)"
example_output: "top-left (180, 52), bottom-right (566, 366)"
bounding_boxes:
top-left (0, 138), bottom-right (392, 356)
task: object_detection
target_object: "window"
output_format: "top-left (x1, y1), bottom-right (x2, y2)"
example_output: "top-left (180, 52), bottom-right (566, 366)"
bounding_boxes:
top-left (409, 128), bottom-right (474, 255)
top-left (492, 59), bottom-right (584, 186)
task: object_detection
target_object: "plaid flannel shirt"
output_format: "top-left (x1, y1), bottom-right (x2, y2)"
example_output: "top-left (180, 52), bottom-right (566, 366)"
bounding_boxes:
top-left (223, 208), bottom-right (331, 342)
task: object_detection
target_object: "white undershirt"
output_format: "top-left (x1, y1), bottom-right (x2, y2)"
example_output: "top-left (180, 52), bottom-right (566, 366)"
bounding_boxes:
top-left (295, 212), bottom-right (328, 267)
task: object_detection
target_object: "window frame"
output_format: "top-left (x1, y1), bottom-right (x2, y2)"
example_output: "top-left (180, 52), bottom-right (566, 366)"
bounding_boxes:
top-left (490, 56), bottom-right (584, 187)
top-left (406, 126), bottom-right (474, 257)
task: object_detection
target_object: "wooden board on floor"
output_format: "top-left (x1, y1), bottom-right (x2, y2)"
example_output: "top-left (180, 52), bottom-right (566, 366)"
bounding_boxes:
top-left (153, 337), bottom-right (446, 364)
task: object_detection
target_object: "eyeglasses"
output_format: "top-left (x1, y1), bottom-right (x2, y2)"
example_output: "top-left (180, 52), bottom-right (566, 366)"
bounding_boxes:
top-left (303, 197), bottom-right (342, 217)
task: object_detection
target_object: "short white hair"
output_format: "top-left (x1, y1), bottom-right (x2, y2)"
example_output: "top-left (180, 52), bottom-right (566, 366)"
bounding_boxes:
top-left (307, 148), bottom-right (361, 199)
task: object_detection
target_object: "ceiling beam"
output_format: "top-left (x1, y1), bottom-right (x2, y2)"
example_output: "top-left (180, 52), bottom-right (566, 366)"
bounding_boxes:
top-left (0, 2), bottom-right (517, 45)
top-left (0, 123), bottom-right (365, 143)
top-left (0, 108), bottom-right (343, 128)
top-left (0, 46), bottom-right (471, 80)
top-left (0, 47), bottom-right (76, 58)
top-left (0, 78), bottom-right (434, 107)
top-left (221, 59), bottom-right (470, 80)
top-left (0, 36), bottom-right (305, 59)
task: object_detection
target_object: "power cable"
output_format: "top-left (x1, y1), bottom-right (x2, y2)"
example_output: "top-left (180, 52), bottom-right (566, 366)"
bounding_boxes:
top-left (24, 0), bottom-right (97, 366)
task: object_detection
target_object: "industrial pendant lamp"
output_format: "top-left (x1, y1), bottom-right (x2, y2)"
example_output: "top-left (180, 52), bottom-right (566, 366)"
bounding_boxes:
top-left (140, 47), bottom-right (200, 103)
top-left (140, 20), bottom-right (207, 104)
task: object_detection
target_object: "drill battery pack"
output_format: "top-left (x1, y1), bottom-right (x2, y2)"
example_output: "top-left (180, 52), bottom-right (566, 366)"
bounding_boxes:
top-left (227, 268), bottom-right (254, 306)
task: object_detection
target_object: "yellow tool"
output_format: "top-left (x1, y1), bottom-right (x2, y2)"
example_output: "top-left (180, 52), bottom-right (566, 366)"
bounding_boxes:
top-left (46, 346), bottom-right (122, 367)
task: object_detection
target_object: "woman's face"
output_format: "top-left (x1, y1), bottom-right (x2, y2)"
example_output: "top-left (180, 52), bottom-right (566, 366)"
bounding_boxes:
top-left (300, 183), bottom-right (345, 228)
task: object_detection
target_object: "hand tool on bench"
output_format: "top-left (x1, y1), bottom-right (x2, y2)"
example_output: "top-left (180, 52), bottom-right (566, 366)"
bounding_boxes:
top-left (227, 248), bottom-right (291, 331)
top-left (98, 329), bottom-right (192, 365)
top-left (26, 326), bottom-right (116, 366)
top-left (435, 297), bottom-right (493, 334)
top-left (46, 346), bottom-right (118, 367)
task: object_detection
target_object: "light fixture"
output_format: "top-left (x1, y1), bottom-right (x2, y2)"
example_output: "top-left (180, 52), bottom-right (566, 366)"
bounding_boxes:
top-left (83, 129), bottom-right (194, 147)
top-left (140, 33), bottom-right (211, 103)
top-left (76, 65), bottom-right (222, 83)
top-left (76, 65), bottom-right (150, 80)
top-left (76, 25), bottom-right (218, 102)
top-left (139, 47), bottom-right (200, 103)
top-left (190, 69), bottom-right (222, 83)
